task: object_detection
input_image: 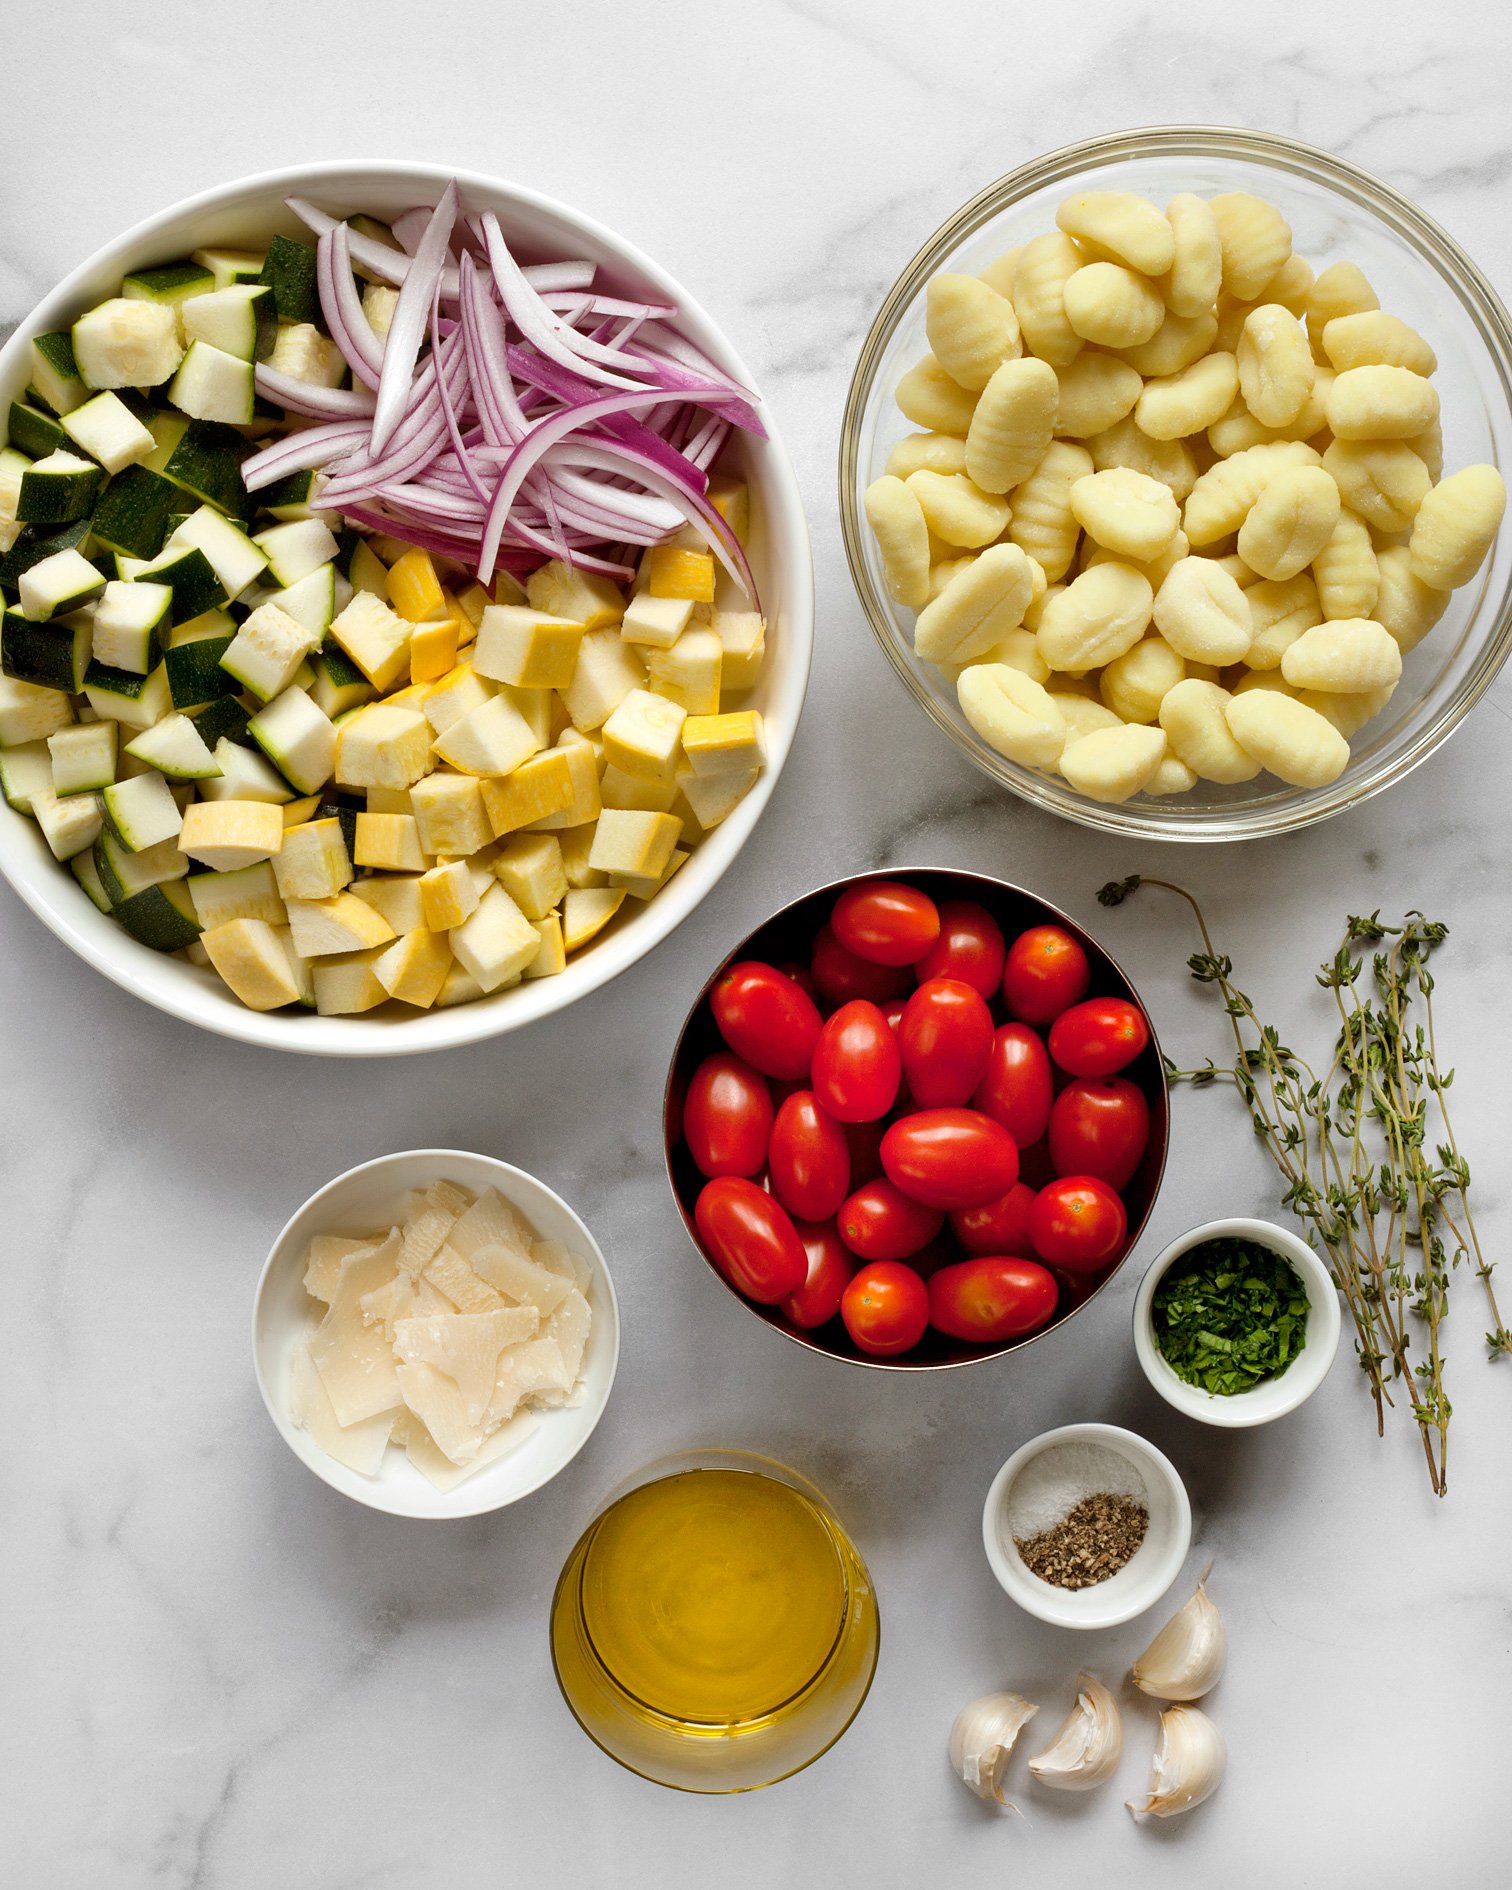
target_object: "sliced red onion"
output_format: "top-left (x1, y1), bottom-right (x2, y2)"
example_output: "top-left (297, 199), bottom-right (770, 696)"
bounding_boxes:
top-left (479, 213), bottom-right (645, 391)
top-left (242, 418), bottom-right (372, 489)
top-left (552, 438), bottom-right (754, 599)
top-left (252, 366), bottom-right (376, 420)
top-left (318, 224), bottom-right (384, 389)
top-left (370, 181), bottom-right (457, 455)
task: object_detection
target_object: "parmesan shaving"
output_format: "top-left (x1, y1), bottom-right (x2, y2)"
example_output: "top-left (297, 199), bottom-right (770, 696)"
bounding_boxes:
top-left (393, 1306), bottom-right (539, 1425)
top-left (308, 1230), bottom-right (403, 1424)
top-left (290, 1344), bottom-right (398, 1475)
top-left (424, 1244), bottom-right (505, 1313)
top-left (304, 1233), bottom-right (379, 1304)
top-left (471, 1242), bottom-right (574, 1316)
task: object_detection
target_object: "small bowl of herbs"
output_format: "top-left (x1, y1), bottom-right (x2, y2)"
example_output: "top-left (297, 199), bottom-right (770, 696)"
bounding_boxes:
top-left (1133, 1217), bottom-right (1341, 1428)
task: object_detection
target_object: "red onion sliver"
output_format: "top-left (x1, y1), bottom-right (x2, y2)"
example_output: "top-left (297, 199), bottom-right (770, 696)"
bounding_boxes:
top-left (479, 213), bottom-right (644, 391)
top-left (370, 181), bottom-right (458, 455)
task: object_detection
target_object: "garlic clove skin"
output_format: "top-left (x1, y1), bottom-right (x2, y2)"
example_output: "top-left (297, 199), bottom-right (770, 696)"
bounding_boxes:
top-left (1131, 1571), bottom-right (1227, 1701)
top-left (1127, 1703), bottom-right (1227, 1819)
top-left (1027, 1672), bottom-right (1123, 1791)
top-left (948, 1691), bottom-right (1038, 1805)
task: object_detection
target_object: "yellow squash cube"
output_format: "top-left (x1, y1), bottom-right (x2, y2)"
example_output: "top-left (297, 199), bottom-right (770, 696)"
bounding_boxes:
top-left (353, 811), bottom-right (427, 872)
top-left (364, 785), bottom-right (412, 816)
top-left (707, 475), bottom-right (750, 543)
top-left (329, 591), bottom-right (413, 692)
top-left (526, 559), bottom-right (626, 629)
top-left (408, 616), bottom-right (460, 684)
top-left (179, 799), bottom-right (284, 872)
top-left (273, 818), bottom-right (352, 900)
top-left (419, 858), bottom-right (480, 930)
top-left (374, 926), bottom-right (453, 1008)
top-left (681, 709), bottom-right (767, 776)
top-left (560, 627), bottom-right (646, 731)
top-left (613, 846), bottom-right (689, 901)
top-left (423, 662), bottom-right (494, 736)
top-left (450, 883), bottom-right (539, 991)
top-left (679, 766), bottom-right (759, 829)
top-left (600, 764), bottom-right (679, 814)
top-left (712, 609), bottom-right (766, 691)
top-left (620, 592), bottom-right (695, 649)
top-left (587, 809), bottom-right (682, 880)
top-left (201, 917), bottom-right (302, 1011)
top-left (335, 703), bottom-right (434, 790)
top-left (350, 873), bottom-right (425, 933)
top-left (558, 822), bottom-right (607, 889)
top-left (430, 694), bottom-right (540, 777)
top-left (645, 544), bottom-right (716, 601)
top-left (647, 628), bottom-right (722, 715)
top-left (562, 885), bottom-right (625, 952)
top-left (285, 891), bottom-right (395, 959)
top-left (492, 832), bottom-right (566, 921)
top-left (524, 913), bottom-right (566, 979)
top-left (410, 772), bottom-right (490, 857)
top-left (386, 547), bottom-right (446, 623)
top-left (312, 946), bottom-right (390, 1015)
top-left (523, 739), bottom-right (602, 832)
top-left (475, 605), bottom-right (584, 690)
top-left (601, 687), bottom-right (687, 783)
top-left (480, 748), bottom-right (576, 835)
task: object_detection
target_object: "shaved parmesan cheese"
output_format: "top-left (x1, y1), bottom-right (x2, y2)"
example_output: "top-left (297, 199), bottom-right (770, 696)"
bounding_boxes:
top-left (534, 1236), bottom-right (594, 1294)
top-left (392, 1306), bottom-right (539, 1425)
top-left (489, 1336), bottom-right (571, 1425)
top-left (304, 1232), bottom-right (378, 1303)
top-left (308, 1230), bottom-right (403, 1424)
top-left (396, 1359), bottom-right (487, 1465)
top-left (426, 1178), bottom-right (475, 1218)
top-left (360, 1270), bottom-right (417, 1336)
top-left (290, 1344), bottom-right (397, 1475)
top-left (545, 1288), bottom-right (592, 1385)
top-left (471, 1242), bottom-right (574, 1316)
top-left (404, 1409), bottom-right (539, 1492)
top-left (425, 1243), bottom-right (506, 1312)
top-left (397, 1202), bottom-right (457, 1276)
top-left (448, 1187), bottom-right (537, 1263)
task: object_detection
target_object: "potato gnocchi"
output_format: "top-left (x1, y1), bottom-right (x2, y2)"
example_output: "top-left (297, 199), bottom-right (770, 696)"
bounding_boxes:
top-left (865, 182), bottom-right (1505, 802)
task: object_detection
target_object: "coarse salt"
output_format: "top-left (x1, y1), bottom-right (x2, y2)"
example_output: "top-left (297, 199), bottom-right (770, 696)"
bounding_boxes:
top-left (1004, 1440), bottom-right (1149, 1540)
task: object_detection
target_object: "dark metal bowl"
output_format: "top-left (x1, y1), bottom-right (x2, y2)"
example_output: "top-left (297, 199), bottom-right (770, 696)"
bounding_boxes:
top-left (663, 869), bottom-right (1170, 1372)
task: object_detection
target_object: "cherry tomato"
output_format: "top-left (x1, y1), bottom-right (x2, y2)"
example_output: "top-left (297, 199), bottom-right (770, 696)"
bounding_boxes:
top-left (810, 924), bottom-right (912, 1005)
top-left (1028, 1175), bottom-right (1128, 1274)
top-left (898, 978), bottom-right (995, 1108)
top-left (927, 1256), bottom-right (1060, 1343)
top-left (1048, 1076), bottom-right (1150, 1189)
top-left (779, 960), bottom-right (820, 1004)
top-left (694, 1176), bottom-right (808, 1302)
top-left (914, 899), bottom-right (1006, 998)
top-left (880, 1107), bottom-right (1020, 1211)
top-left (831, 880), bottom-right (941, 967)
top-left (972, 1023), bottom-right (1054, 1147)
top-left (844, 1118), bottom-right (888, 1187)
top-left (950, 1180), bottom-right (1038, 1257)
top-left (710, 960), bottom-right (823, 1081)
top-left (1002, 924), bottom-right (1091, 1025)
top-left (838, 1179), bottom-right (944, 1261)
top-left (781, 1220), bottom-right (854, 1328)
top-left (877, 996), bottom-right (908, 1033)
top-left (683, 1052), bottom-right (773, 1178)
top-left (1048, 996), bottom-right (1151, 1077)
top-left (768, 1090), bottom-right (851, 1222)
top-left (811, 1000), bottom-right (902, 1123)
top-left (842, 1260), bottom-right (930, 1356)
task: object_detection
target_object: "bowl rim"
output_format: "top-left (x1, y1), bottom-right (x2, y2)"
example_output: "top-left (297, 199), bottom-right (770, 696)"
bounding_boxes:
top-left (662, 867), bottom-right (1170, 1371)
top-left (981, 1420), bottom-right (1192, 1628)
top-left (0, 158), bottom-right (814, 1056)
top-left (1131, 1213), bottom-right (1342, 1428)
top-left (838, 122), bottom-right (1512, 843)
top-left (251, 1145), bottom-right (621, 1518)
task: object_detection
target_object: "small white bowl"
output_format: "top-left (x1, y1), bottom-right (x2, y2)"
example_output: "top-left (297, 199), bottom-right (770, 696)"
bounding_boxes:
top-left (1133, 1216), bottom-right (1341, 1429)
top-left (982, 1422), bottom-right (1191, 1629)
top-left (252, 1148), bottom-right (619, 1519)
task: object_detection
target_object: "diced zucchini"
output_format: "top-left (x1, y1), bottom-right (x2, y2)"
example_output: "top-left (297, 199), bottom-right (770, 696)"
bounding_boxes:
top-left (0, 739), bottom-right (53, 811)
top-left (160, 420), bottom-right (254, 516)
top-left (3, 606), bottom-right (92, 692)
top-left (169, 341), bottom-right (255, 424)
top-left (258, 467), bottom-right (318, 521)
top-left (0, 446), bottom-right (29, 555)
top-left (165, 631), bottom-right (239, 708)
top-left (308, 643), bottom-right (374, 719)
top-left (115, 875), bottom-right (202, 950)
top-left (59, 392), bottom-right (155, 477)
top-left (265, 323), bottom-right (343, 389)
top-left (197, 737), bottom-right (293, 804)
top-left (254, 519), bottom-right (339, 588)
top-left (268, 563), bottom-right (336, 643)
top-left (71, 845), bottom-right (113, 911)
top-left (0, 675), bottom-right (74, 746)
top-left (122, 261), bottom-right (215, 314)
top-left (72, 298), bottom-right (183, 389)
top-left (16, 451), bottom-right (103, 525)
top-left (48, 720), bottom-right (117, 795)
top-left (102, 770), bottom-right (182, 851)
top-left (6, 402), bottom-right (72, 461)
top-left (191, 246), bottom-right (266, 291)
top-left (187, 860), bottom-right (285, 928)
top-left (32, 785), bottom-right (103, 860)
top-left (29, 332), bottom-right (87, 416)
top-left (91, 580), bottom-right (172, 673)
top-left (190, 697), bottom-right (253, 750)
top-left (258, 236), bottom-right (320, 326)
top-left (247, 686), bottom-right (337, 795)
top-left (82, 659), bottom-right (171, 730)
top-left (164, 506), bottom-right (267, 599)
top-left (135, 545), bottom-right (226, 624)
top-left (0, 517), bottom-right (92, 595)
top-left (219, 601), bottom-right (316, 701)
top-left (87, 464), bottom-right (180, 560)
top-left (124, 712), bottom-right (222, 781)
top-left (181, 284), bottom-right (275, 362)
top-left (94, 828), bottom-right (187, 904)
top-left (16, 547), bottom-right (105, 621)
top-left (345, 538), bottom-right (389, 599)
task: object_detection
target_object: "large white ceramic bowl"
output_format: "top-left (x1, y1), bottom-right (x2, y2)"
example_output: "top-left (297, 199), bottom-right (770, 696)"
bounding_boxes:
top-left (252, 1148), bottom-right (619, 1519)
top-left (0, 161), bottom-right (813, 1053)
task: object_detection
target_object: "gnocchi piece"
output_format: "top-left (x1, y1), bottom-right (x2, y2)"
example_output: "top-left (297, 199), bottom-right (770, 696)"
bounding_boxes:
top-left (1321, 310), bottom-right (1436, 378)
top-left (863, 476), bottom-right (930, 608)
top-left (1243, 573), bottom-right (1323, 668)
top-left (1237, 304), bottom-right (1315, 428)
top-left (1064, 262), bottom-right (1165, 348)
top-left (1225, 689), bottom-right (1350, 787)
top-left (1145, 753), bottom-right (1200, 796)
top-left (1050, 692), bottom-right (1124, 744)
top-left (973, 624), bottom-right (1051, 684)
top-left (1206, 370), bottom-right (1334, 456)
top-left (1057, 190), bottom-right (1176, 275)
top-left (957, 662), bottom-right (1066, 768)
top-left (1373, 545), bottom-right (1450, 652)
top-left (1255, 252), bottom-right (1314, 316)
top-left (927, 554), bottom-right (976, 601)
top-left (1231, 666), bottom-right (1300, 698)
top-left (1408, 465), bottom-right (1507, 590)
top-left (1012, 232), bottom-right (1085, 367)
top-left (1298, 683), bottom-right (1396, 737)
top-left (965, 356), bottom-right (1060, 494)
top-left (1325, 364), bottom-right (1439, 441)
top-left (1137, 350), bottom-right (1240, 441)
top-left (1183, 439), bottom-right (1320, 544)
top-left (1058, 723), bottom-right (1167, 802)
top-left (1119, 307), bottom-right (1219, 378)
top-left (1084, 527), bottom-right (1190, 591)
top-left (895, 355), bottom-right (978, 434)
top-left (1321, 439), bottom-right (1431, 535)
top-left (1236, 465), bottom-right (1341, 581)
top-left (1305, 260), bottom-right (1378, 352)
top-left (1410, 416), bottom-right (1444, 482)
top-left (978, 246), bottom-right (1022, 299)
top-left (1022, 578), bottom-right (1065, 631)
top-left (886, 431), bottom-right (968, 480)
top-left (1007, 439), bottom-right (1092, 581)
top-left (1312, 508), bottom-right (1379, 619)
top-left (1163, 193), bottom-right (1223, 318)
top-left (1036, 561), bottom-right (1154, 672)
top-left (913, 544), bottom-right (1038, 665)
top-left (1054, 353), bottom-right (1144, 437)
top-left (1210, 193), bottom-right (1292, 301)
top-left (1152, 555), bottom-right (1254, 664)
top-left (926, 273), bottom-right (1022, 390)
top-left (1280, 618), bottom-right (1403, 693)
top-left (1070, 467), bottom-right (1182, 562)
top-left (1100, 634), bottom-right (1186, 724)
top-left (905, 469), bottom-right (1011, 548)
top-left (1158, 678), bottom-right (1262, 783)
top-left (1087, 415), bottom-right (1199, 502)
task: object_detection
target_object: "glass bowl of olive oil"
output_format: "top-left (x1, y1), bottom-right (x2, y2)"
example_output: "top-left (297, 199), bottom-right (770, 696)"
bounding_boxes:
top-left (549, 1450), bottom-right (879, 1792)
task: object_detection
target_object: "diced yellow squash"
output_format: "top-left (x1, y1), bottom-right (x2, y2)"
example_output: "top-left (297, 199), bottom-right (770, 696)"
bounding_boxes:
top-left (365, 786), bottom-right (412, 815)
top-left (558, 822), bottom-right (607, 890)
top-left (560, 627), bottom-right (646, 731)
top-left (374, 926), bottom-right (453, 1008)
top-left (435, 959), bottom-right (486, 1008)
top-left (620, 592), bottom-right (694, 649)
top-left (613, 846), bottom-right (690, 901)
top-left (450, 882), bottom-right (539, 991)
top-left (601, 687), bottom-right (686, 783)
top-left (350, 872), bottom-right (425, 934)
top-left (330, 591), bottom-right (412, 691)
top-left (408, 616), bottom-right (459, 684)
top-left (524, 912), bottom-right (566, 979)
top-left (497, 682), bottom-right (554, 747)
top-left (707, 475), bottom-right (750, 543)
top-left (679, 766), bottom-right (759, 829)
top-left (587, 808), bottom-right (682, 879)
top-left (354, 811), bottom-right (427, 872)
top-left (712, 609), bottom-right (765, 690)
top-left (431, 694), bottom-right (540, 777)
top-left (201, 917), bottom-right (303, 1010)
top-left (646, 544), bottom-right (716, 601)
top-left (475, 605), bottom-right (584, 689)
top-left (450, 583), bottom-right (490, 634)
top-left (386, 547), bottom-right (446, 623)
top-left (272, 924), bottom-right (315, 1008)
top-left (179, 798), bottom-right (284, 871)
top-left (562, 886), bottom-right (626, 952)
top-left (681, 709), bottom-right (767, 776)
top-left (647, 627), bottom-right (722, 714)
top-left (492, 832), bottom-right (566, 921)
top-left (286, 890), bottom-right (396, 958)
top-left (423, 661), bottom-right (494, 736)
top-left (522, 738), bottom-right (601, 832)
top-left (312, 945), bottom-right (390, 1015)
top-left (273, 818), bottom-right (353, 900)
top-left (335, 702), bottom-right (434, 790)
top-left (410, 771), bottom-right (490, 857)
top-left (280, 793), bottom-right (323, 827)
top-left (600, 764), bottom-right (679, 814)
top-left (525, 559), bottom-right (626, 629)
top-left (420, 858), bottom-right (480, 931)
top-left (480, 748), bottom-right (576, 836)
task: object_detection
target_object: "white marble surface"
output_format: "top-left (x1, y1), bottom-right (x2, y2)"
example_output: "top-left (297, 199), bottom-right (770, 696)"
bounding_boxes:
top-left (4, 3), bottom-right (1511, 1883)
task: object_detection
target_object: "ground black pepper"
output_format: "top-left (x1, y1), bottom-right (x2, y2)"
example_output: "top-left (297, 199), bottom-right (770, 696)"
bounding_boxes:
top-left (1014, 1491), bottom-right (1149, 1590)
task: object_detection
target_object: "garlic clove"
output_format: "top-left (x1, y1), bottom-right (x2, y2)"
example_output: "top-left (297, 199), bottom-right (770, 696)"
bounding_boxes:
top-left (1130, 1567), bottom-right (1227, 1701)
top-left (1027, 1672), bottom-right (1123, 1791)
top-left (948, 1691), bottom-right (1038, 1806)
top-left (1126, 1703), bottom-right (1227, 1819)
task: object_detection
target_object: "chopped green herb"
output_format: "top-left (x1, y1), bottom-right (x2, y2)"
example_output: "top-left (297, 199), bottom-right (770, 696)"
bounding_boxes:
top-left (1152, 1236), bottom-right (1309, 1396)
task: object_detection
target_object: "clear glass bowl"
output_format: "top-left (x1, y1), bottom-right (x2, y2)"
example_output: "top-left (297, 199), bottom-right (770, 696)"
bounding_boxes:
top-left (839, 125), bottom-right (1512, 841)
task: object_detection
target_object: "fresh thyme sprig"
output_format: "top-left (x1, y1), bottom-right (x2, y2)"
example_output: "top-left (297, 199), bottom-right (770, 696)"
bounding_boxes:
top-left (1098, 875), bottom-right (1509, 1497)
